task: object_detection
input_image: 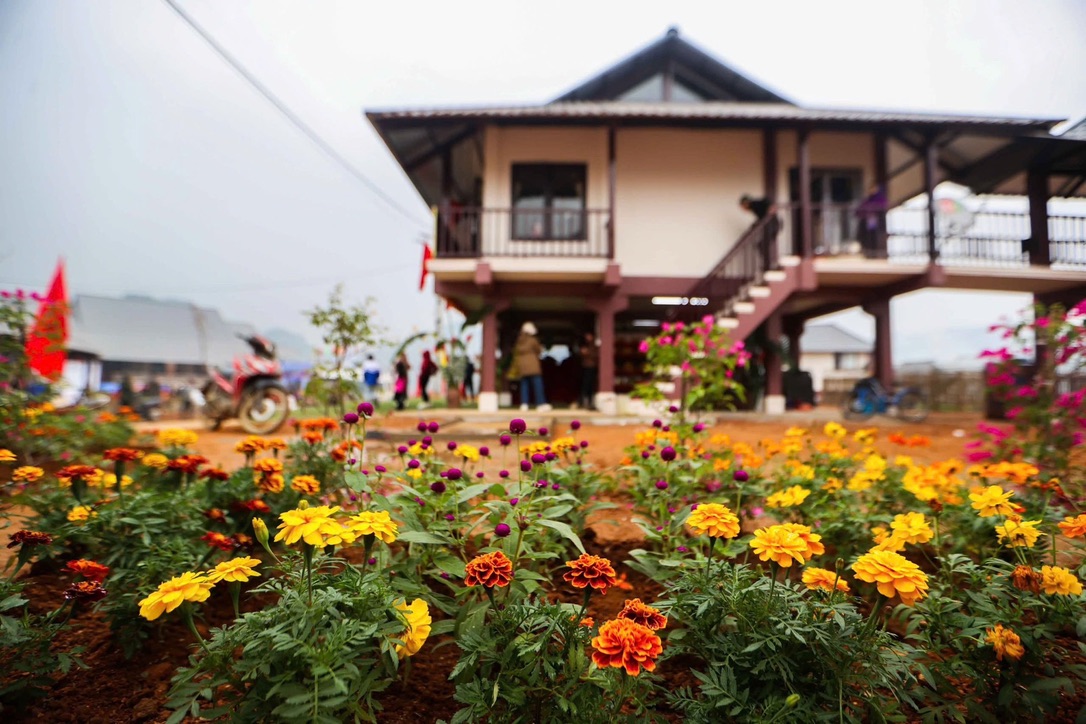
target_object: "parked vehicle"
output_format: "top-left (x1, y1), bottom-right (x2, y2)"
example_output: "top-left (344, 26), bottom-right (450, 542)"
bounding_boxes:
top-left (842, 377), bottom-right (928, 422)
top-left (202, 336), bottom-right (291, 434)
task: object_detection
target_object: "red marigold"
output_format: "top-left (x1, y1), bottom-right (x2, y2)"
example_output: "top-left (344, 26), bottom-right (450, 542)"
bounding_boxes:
top-left (464, 551), bottom-right (514, 588)
top-left (302, 431), bottom-right (324, 445)
top-left (205, 508), bottom-right (227, 523)
top-left (235, 499), bottom-right (272, 514)
top-left (563, 554), bottom-right (618, 594)
top-left (65, 559), bottom-right (110, 582)
top-left (591, 618), bottom-right (663, 675)
top-left (201, 531), bottom-right (235, 551)
top-left (232, 533), bottom-right (254, 549)
top-left (199, 467), bottom-right (230, 481)
top-left (168, 455), bottom-right (209, 475)
top-left (103, 448), bottom-right (142, 463)
top-left (617, 598), bottom-right (668, 630)
top-left (7, 530), bottom-right (53, 549)
top-left (64, 580), bottom-right (108, 603)
top-left (57, 465), bottom-right (97, 482)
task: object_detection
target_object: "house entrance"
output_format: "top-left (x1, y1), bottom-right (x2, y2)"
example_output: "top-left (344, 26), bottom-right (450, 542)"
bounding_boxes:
top-left (789, 168), bottom-right (863, 255)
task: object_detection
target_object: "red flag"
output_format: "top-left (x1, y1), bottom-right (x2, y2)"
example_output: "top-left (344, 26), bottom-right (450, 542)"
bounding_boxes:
top-left (26, 260), bottom-right (69, 381)
top-left (419, 245), bottom-right (433, 291)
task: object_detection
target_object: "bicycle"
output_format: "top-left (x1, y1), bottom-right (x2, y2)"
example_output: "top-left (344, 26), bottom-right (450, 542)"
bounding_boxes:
top-left (842, 378), bottom-right (929, 422)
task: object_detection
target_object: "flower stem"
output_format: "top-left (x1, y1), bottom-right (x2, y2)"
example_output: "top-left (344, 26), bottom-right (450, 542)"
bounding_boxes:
top-left (181, 603), bottom-right (209, 653)
top-left (705, 536), bottom-right (715, 578)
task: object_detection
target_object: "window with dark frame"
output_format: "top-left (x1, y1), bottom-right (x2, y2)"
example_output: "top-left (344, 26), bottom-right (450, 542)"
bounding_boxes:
top-left (511, 163), bottom-right (587, 241)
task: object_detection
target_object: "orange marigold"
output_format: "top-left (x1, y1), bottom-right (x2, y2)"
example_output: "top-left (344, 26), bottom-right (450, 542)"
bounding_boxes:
top-left (851, 549), bottom-right (929, 605)
top-left (1010, 565), bottom-right (1042, 594)
top-left (686, 503), bottom-right (741, 539)
top-left (65, 559), bottom-right (110, 582)
top-left (749, 525), bottom-right (809, 568)
top-left (986, 624), bottom-right (1025, 662)
top-left (801, 567), bottom-right (850, 593)
top-left (103, 448), bottom-right (142, 463)
top-left (464, 551), bottom-right (514, 588)
top-left (591, 618), bottom-right (663, 675)
top-left (617, 598), bottom-right (667, 630)
top-left (563, 553), bottom-right (618, 594)
top-left (1058, 514), bottom-right (1086, 539)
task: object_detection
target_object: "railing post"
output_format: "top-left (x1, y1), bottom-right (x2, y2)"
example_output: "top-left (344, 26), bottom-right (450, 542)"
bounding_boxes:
top-left (924, 138), bottom-right (939, 262)
top-left (798, 129), bottom-right (813, 259)
top-left (1027, 167), bottom-right (1051, 266)
top-left (608, 126), bottom-right (617, 259)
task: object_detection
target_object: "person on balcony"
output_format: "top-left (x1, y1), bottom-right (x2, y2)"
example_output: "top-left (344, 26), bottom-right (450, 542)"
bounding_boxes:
top-left (740, 194), bottom-right (781, 269)
top-left (514, 322), bottom-right (551, 412)
top-left (855, 184), bottom-right (888, 258)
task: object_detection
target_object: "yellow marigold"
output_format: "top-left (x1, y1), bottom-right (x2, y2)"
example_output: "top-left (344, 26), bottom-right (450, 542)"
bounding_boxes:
top-left (743, 453), bottom-right (765, 468)
top-left (454, 444), bottom-right (481, 462)
top-left (784, 426), bottom-right (808, 438)
top-left (749, 525), bottom-right (809, 567)
top-left (709, 433), bottom-right (731, 447)
top-left (12, 466), bottom-right (45, 482)
top-left (591, 618), bottom-right (663, 675)
top-left (67, 505), bottom-right (97, 523)
top-left (823, 477), bottom-right (843, 493)
top-left (778, 523), bottom-right (825, 558)
top-left (871, 525), bottom-right (906, 552)
top-left (252, 458), bottom-right (283, 475)
top-left (156, 429), bottom-right (198, 448)
top-left (274, 505), bottom-right (343, 547)
top-left (0, 449), bottom-right (16, 462)
top-left (864, 454), bottom-right (887, 476)
top-left (320, 521), bottom-right (357, 547)
top-left (986, 624), bottom-right (1025, 662)
top-left (206, 556), bottom-right (261, 583)
top-left (235, 436), bottom-right (268, 454)
top-left (894, 454), bottom-right (914, 468)
top-left (101, 473), bottom-right (134, 489)
top-left (551, 437), bottom-right (577, 454)
top-left (1058, 514), bottom-right (1086, 539)
top-left (290, 475), bottom-right (321, 495)
top-left (823, 422), bottom-right (847, 439)
top-left (256, 473), bottom-right (285, 494)
top-left (407, 442), bottom-right (433, 457)
top-left (851, 549), bottom-right (928, 605)
top-left (1040, 565), bottom-right (1083, 596)
top-left (138, 572), bottom-right (213, 620)
top-left (889, 512), bottom-right (933, 546)
top-left (405, 468), bottom-right (422, 479)
top-left (392, 598), bottom-right (432, 658)
top-left (142, 453), bottom-right (169, 470)
top-left (265, 438), bottom-right (287, 451)
top-left (995, 518), bottom-right (1042, 549)
top-left (350, 510), bottom-right (398, 544)
top-left (969, 485), bottom-right (1016, 517)
top-left (853, 428), bottom-right (877, 445)
top-left (766, 485), bottom-right (811, 509)
top-left (686, 503), bottom-right (741, 539)
top-left (847, 471), bottom-right (876, 492)
top-left (802, 567), bottom-right (850, 593)
top-left (781, 440), bottom-right (803, 456)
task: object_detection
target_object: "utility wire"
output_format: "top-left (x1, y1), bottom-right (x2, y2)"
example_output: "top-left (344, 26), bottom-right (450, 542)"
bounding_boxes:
top-left (160, 0), bottom-right (428, 230)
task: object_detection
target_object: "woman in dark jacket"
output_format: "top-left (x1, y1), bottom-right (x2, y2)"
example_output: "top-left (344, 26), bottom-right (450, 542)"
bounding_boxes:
top-left (514, 322), bottom-right (550, 411)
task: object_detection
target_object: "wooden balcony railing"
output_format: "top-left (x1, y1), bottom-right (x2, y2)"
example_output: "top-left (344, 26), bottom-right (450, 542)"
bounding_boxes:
top-left (435, 206), bottom-right (612, 258)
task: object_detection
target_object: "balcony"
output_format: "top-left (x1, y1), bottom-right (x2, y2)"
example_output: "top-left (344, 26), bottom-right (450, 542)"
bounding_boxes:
top-left (435, 206), bottom-right (612, 258)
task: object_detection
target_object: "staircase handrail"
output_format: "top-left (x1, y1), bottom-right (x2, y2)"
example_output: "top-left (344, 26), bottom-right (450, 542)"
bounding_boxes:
top-left (687, 212), bottom-right (778, 301)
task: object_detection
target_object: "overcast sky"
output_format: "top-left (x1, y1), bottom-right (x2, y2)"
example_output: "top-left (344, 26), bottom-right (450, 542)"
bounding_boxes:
top-left (2, 0), bottom-right (1084, 364)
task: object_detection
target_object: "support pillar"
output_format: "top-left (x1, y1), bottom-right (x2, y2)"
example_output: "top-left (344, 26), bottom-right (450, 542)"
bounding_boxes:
top-left (764, 312), bottom-right (785, 414)
top-left (763, 128), bottom-right (779, 269)
top-left (1027, 167), bottom-right (1051, 266)
top-left (923, 138), bottom-right (938, 261)
top-left (797, 129), bottom-right (813, 259)
top-left (864, 298), bottom-right (894, 390)
top-left (477, 300), bottom-right (510, 413)
top-left (783, 317), bottom-right (804, 370)
top-left (588, 295), bottom-right (629, 415)
top-left (873, 133), bottom-right (889, 259)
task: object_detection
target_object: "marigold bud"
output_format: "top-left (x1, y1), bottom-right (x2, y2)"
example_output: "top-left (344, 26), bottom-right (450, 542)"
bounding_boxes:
top-left (297, 499), bottom-right (310, 510)
top-left (252, 518), bottom-right (269, 546)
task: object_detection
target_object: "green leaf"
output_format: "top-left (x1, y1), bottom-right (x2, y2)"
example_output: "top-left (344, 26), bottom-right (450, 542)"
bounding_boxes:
top-left (455, 483), bottom-right (492, 504)
top-left (397, 530), bottom-right (452, 545)
top-left (343, 471), bottom-right (369, 492)
top-left (434, 555), bottom-right (466, 578)
top-left (535, 519), bottom-right (585, 554)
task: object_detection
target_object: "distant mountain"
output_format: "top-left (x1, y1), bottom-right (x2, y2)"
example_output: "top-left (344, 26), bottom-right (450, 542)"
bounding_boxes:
top-left (264, 328), bottom-right (314, 363)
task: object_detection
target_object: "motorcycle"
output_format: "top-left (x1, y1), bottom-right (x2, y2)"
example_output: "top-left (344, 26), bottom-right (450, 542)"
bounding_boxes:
top-left (202, 335), bottom-right (292, 434)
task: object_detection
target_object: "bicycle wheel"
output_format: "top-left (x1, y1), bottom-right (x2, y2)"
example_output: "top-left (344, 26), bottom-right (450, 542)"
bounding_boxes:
top-left (842, 391), bottom-right (875, 420)
top-left (897, 390), bottom-right (929, 423)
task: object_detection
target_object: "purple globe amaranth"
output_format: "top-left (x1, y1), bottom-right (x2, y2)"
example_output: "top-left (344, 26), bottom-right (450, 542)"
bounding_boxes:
top-left (509, 418), bottom-right (527, 435)
top-left (652, 419), bottom-right (662, 428)
top-left (520, 460), bottom-right (532, 472)
top-left (570, 419), bottom-right (581, 430)
top-left (499, 469), bottom-right (510, 478)
top-left (417, 422), bottom-right (428, 433)
top-left (499, 434), bottom-right (512, 446)
top-left (580, 440), bottom-right (589, 448)
top-left (422, 435), bottom-right (433, 445)
top-left (660, 446), bottom-right (677, 462)
top-left (662, 425), bottom-right (671, 432)
top-left (734, 469), bottom-right (750, 483)
top-left (551, 482), bottom-right (560, 490)
top-left (428, 422), bottom-right (440, 433)
top-left (407, 459), bottom-right (421, 469)
top-left (430, 481), bottom-right (446, 494)
top-left (495, 523), bottom-right (512, 538)
top-left (509, 497), bottom-right (519, 506)
top-left (447, 441), bottom-right (458, 451)
top-left (531, 453), bottom-right (546, 465)
top-left (476, 471), bottom-right (485, 479)
top-left (357, 402), bottom-right (374, 417)
top-left (692, 423), bottom-right (705, 433)
top-left (641, 451), bottom-right (651, 459)
top-left (668, 405), bottom-right (679, 413)
top-left (342, 412), bottom-right (359, 425)
top-left (397, 445), bottom-right (409, 454)
top-left (374, 465), bottom-right (386, 473)
top-left (479, 446), bottom-right (490, 456)
top-left (446, 468), bottom-right (463, 481)
top-left (655, 480), bottom-right (669, 490)
top-left (444, 513), bottom-right (455, 521)
top-left (538, 426), bottom-right (548, 436)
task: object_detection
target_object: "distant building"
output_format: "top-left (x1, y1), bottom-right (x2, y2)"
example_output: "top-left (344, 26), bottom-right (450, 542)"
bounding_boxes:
top-left (797, 324), bottom-right (872, 395)
top-left (64, 295), bottom-right (256, 392)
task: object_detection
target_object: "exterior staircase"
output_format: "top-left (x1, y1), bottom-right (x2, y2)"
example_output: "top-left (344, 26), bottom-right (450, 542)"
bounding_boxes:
top-left (678, 214), bottom-right (798, 340)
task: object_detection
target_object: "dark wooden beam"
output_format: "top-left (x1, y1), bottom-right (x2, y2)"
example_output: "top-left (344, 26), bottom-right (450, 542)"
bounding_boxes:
top-left (798, 129), bottom-right (813, 258)
top-left (924, 138), bottom-right (938, 261)
top-left (874, 133), bottom-right (889, 258)
top-left (763, 128), bottom-right (777, 202)
top-left (1027, 166), bottom-right (1051, 266)
top-left (404, 126), bottom-right (478, 172)
top-left (608, 126), bottom-right (617, 259)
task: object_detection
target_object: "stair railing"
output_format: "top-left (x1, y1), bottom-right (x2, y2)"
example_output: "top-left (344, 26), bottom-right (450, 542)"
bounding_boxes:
top-left (686, 213), bottom-right (780, 310)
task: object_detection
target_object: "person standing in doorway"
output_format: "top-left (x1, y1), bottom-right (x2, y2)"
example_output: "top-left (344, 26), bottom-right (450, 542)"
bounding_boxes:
top-left (514, 322), bottom-right (551, 411)
top-left (462, 355), bottom-right (476, 402)
top-left (418, 350), bottom-right (438, 408)
top-left (362, 354), bottom-right (381, 403)
top-left (393, 353), bottom-right (410, 411)
top-left (578, 332), bottom-right (599, 410)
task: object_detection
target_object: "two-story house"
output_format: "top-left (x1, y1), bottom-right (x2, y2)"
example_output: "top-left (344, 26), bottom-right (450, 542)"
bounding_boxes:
top-left (368, 28), bottom-right (1086, 414)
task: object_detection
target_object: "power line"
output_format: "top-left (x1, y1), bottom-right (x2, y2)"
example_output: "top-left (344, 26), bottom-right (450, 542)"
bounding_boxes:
top-left (160, 0), bottom-right (428, 230)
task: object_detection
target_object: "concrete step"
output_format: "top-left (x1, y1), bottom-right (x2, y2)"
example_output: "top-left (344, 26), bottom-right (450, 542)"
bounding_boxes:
top-left (764, 270), bottom-right (787, 282)
top-left (716, 316), bottom-right (739, 329)
top-left (748, 285), bottom-right (771, 298)
top-left (780, 256), bottom-right (801, 267)
top-left (732, 301), bottom-right (756, 315)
